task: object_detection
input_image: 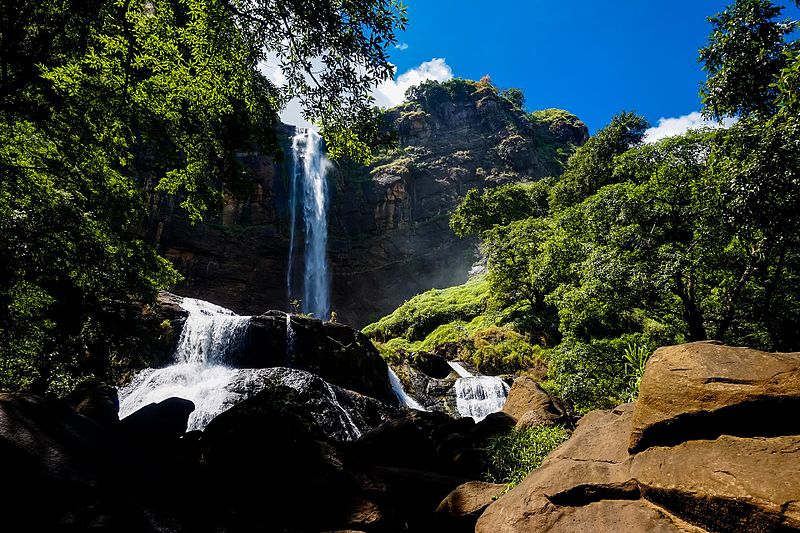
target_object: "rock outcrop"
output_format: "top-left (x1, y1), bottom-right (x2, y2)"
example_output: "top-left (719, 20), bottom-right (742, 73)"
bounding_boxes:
top-left (501, 376), bottom-right (572, 429)
top-left (141, 83), bottom-right (588, 327)
top-left (475, 342), bottom-right (800, 532)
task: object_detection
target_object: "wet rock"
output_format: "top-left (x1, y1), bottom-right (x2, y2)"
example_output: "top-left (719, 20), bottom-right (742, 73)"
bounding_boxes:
top-left (237, 311), bottom-right (396, 404)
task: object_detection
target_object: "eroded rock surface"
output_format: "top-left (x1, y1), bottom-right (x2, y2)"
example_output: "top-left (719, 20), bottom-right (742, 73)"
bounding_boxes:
top-left (477, 343), bottom-right (800, 533)
top-left (142, 90), bottom-right (588, 327)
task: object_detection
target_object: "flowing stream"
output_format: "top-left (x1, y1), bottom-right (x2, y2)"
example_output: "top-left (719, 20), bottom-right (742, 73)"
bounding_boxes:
top-left (388, 367), bottom-right (426, 410)
top-left (448, 361), bottom-right (510, 421)
top-left (287, 128), bottom-right (331, 320)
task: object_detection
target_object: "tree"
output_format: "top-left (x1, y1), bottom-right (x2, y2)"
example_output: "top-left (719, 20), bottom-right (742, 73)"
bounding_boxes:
top-left (450, 181), bottom-right (550, 238)
top-left (0, 0), bottom-right (406, 393)
top-left (501, 88), bottom-right (525, 109)
top-left (549, 111), bottom-right (649, 211)
top-left (699, 0), bottom-right (797, 119)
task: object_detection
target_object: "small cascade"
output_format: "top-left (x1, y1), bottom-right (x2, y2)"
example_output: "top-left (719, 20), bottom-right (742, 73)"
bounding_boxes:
top-left (119, 298), bottom-right (252, 430)
top-left (286, 313), bottom-right (296, 362)
top-left (388, 367), bottom-right (426, 410)
top-left (287, 129), bottom-right (332, 320)
top-left (174, 298), bottom-right (249, 364)
top-left (453, 377), bottom-right (510, 421)
top-left (448, 360), bottom-right (510, 421)
top-left (448, 361), bottom-right (473, 378)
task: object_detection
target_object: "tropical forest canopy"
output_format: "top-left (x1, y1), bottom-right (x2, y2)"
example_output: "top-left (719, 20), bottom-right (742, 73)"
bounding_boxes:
top-left (0, 0), bottom-right (406, 393)
top-left (367, 0), bottom-right (800, 412)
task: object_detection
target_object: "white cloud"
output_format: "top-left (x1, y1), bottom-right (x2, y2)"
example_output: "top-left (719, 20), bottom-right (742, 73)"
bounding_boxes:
top-left (372, 58), bottom-right (453, 109)
top-left (644, 111), bottom-right (737, 143)
top-left (258, 56), bottom-right (454, 128)
top-left (395, 42), bottom-right (409, 50)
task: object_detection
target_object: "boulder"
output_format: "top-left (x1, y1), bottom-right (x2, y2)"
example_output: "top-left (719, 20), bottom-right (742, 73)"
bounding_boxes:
top-left (233, 367), bottom-right (399, 441)
top-left (65, 379), bottom-right (120, 425)
top-left (476, 404), bottom-right (691, 533)
top-left (121, 397), bottom-right (195, 448)
top-left (501, 376), bottom-right (569, 429)
top-left (437, 481), bottom-right (506, 532)
top-left (237, 311), bottom-right (396, 404)
top-left (471, 411), bottom-right (516, 441)
top-left (631, 435), bottom-right (800, 531)
top-left (629, 341), bottom-right (800, 452)
top-left (0, 393), bottom-right (204, 531)
top-left (477, 343), bottom-right (800, 533)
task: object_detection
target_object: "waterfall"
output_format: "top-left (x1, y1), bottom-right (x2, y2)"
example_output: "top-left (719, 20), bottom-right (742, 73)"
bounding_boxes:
top-left (287, 128), bottom-right (331, 320)
top-left (388, 367), bottom-right (426, 410)
top-left (174, 298), bottom-right (249, 364)
top-left (119, 298), bottom-right (252, 430)
top-left (448, 361), bottom-right (473, 378)
top-left (447, 361), bottom-right (510, 421)
top-left (453, 377), bottom-right (510, 422)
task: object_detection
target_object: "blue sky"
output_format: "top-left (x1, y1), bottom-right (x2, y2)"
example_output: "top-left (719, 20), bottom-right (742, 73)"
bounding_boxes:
top-left (384, 0), bottom-right (800, 135)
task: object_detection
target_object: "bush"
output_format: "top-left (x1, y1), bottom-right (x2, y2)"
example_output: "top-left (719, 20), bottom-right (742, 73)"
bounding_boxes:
top-left (541, 334), bottom-right (657, 413)
top-left (484, 425), bottom-right (570, 487)
top-left (469, 327), bottom-right (543, 374)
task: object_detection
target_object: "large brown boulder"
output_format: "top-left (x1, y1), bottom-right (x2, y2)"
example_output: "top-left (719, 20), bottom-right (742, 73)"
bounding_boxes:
top-left (629, 341), bottom-right (800, 452)
top-left (501, 376), bottom-right (570, 429)
top-left (436, 481), bottom-right (506, 532)
top-left (476, 404), bottom-right (692, 532)
top-left (477, 343), bottom-right (800, 533)
top-left (631, 435), bottom-right (800, 531)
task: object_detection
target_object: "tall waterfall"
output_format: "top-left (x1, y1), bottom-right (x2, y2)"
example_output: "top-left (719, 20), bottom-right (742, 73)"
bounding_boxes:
top-left (287, 128), bottom-right (331, 320)
top-left (448, 361), bottom-right (510, 421)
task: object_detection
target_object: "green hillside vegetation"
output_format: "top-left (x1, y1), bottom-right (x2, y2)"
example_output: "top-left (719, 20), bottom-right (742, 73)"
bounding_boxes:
top-left (367, 0), bottom-right (800, 412)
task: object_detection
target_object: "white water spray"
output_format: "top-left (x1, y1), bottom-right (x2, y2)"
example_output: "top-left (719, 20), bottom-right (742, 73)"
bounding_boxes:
top-left (119, 299), bottom-right (251, 430)
top-left (388, 367), bottom-right (426, 410)
top-left (287, 129), bottom-right (332, 320)
top-left (447, 361), bottom-right (510, 421)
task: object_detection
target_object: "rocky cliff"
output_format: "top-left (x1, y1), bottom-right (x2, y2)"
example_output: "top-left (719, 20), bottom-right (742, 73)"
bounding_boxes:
top-left (140, 80), bottom-right (588, 326)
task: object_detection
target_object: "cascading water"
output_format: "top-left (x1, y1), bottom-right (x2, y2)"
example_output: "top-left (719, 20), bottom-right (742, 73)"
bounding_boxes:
top-left (448, 361), bottom-right (510, 421)
top-left (119, 298), bottom-right (251, 430)
top-left (287, 128), bottom-right (331, 320)
top-left (119, 298), bottom-right (366, 438)
top-left (388, 367), bottom-right (426, 410)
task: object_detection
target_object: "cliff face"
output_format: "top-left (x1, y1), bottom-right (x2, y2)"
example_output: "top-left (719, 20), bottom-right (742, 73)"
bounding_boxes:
top-left (142, 80), bottom-right (588, 326)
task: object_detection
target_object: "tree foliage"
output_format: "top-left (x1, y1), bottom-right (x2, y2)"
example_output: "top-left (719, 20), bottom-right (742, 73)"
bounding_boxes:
top-left (0, 0), bottom-right (406, 393)
top-left (699, 0), bottom-right (797, 119)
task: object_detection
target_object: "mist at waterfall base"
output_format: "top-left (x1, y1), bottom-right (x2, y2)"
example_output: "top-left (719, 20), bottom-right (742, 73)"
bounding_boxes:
top-left (448, 361), bottom-right (510, 422)
top-left (287, 129), bottom-right (332, 320)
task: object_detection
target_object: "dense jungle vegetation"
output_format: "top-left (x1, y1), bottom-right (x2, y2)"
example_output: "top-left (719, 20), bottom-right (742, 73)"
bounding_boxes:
top-left (367, 0), bottom-right (800, 412)
top-left (0, 0), bottom-right (406, 393)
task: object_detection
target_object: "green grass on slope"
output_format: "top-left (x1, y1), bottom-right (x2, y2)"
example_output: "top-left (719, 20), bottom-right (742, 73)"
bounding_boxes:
top-left (362, 277), bottom-right (492, 342)
top-left (365, 277), bottom-right (546, 375)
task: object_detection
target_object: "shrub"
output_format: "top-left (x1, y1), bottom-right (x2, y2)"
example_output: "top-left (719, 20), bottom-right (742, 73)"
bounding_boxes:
top-left (469, 327), bottom-right (543, 374)
top-left (484, 425), bottom-right (570, 487)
